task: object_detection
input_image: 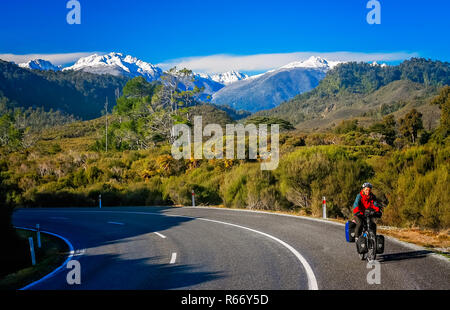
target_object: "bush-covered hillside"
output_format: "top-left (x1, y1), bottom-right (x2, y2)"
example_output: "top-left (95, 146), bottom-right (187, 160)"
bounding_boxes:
top-left (255, 58), bottom-right (449, 130)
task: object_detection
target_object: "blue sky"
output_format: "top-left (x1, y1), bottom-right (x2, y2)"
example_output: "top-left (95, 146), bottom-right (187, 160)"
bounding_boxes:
top-left (0, 0), bottom-right (449, 73)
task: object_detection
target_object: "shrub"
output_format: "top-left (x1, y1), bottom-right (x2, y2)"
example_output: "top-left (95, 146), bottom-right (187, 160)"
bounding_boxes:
top-left (278, 146), bottom-right (373, 217)
top-left (86, 166), bottom-right (102, 184)
top-left (220, 163), bottom-right (287, 210)
top-left (375, 143), bottom-right (450, 229)
top-left (162, 177), bottom-right (192, 205)
top-left (72, 168), bottom-right (87, 187)
top-left (220, 165), bottom-right (250, 208)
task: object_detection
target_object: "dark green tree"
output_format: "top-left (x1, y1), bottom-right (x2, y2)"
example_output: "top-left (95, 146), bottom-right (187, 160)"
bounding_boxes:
top-left (399, 109), bottom-right (423, 144)
top-left (122, 76), bottom-right (155, 98)
top-left (430, 85), bottom-right (450, 139)
top-left (0, 114), bottom-right (23, 150)
top-left (369, 114), bottom-right (397, 146)
top-left (334, 119), bottom-right (360, 134)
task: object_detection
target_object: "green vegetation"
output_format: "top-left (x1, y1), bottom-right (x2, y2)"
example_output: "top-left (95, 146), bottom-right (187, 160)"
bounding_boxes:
top-left (431, 85), bottom-right (450, 140)
top-left (0, 229), bottom-right (69, 289)
top-left (211, 104), bottom-right (251, 120)
top-left (245, 116), bottom-right (295, 131)
top-left (0, 97), bottom-right (77, 151)
top-left (0, 60), bottom-right (127, 119)
top-left (254, 58), bottom-right (448, 130)
top-left (278, 146), bottom-right (373, 218)
top-left (314, 58), bottom-right (449, 95)
top-left (93, 73), bottom-right (233, 151)
top-left (0, 61), bottom-right (449, 244)
top-left (373, 144), bottom-right (449, 229)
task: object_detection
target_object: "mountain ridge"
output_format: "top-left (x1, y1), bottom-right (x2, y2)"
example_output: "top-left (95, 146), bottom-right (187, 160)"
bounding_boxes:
top-left (254, 58), bottom-right (449, 130)
top-left (211, 57), bottom-right (333, 112)
top-left (63, 52), bottom-right (163, 82)
top-left (10, 53), bottom-right (345, 113)
top-left (19, 59), bottom-right (62, 71)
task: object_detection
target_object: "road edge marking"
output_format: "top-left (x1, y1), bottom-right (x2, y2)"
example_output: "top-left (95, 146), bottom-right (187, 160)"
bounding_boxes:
top-left (107, 221), bottom-right (125, 225)
top-left (154, 232), bottom-right (167, 239)
top-left (170, 252), bottom-right (177, 264)
top-left (14, 226), bottom-right (75, 290)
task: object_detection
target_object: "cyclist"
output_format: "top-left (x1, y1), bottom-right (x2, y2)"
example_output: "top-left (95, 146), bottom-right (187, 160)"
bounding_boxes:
top-left (352, 182), bottom-right (382, 241)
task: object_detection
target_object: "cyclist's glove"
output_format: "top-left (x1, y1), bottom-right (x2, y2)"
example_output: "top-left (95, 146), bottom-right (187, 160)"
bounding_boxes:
top-left (374, 211), bottom-right (382, 218)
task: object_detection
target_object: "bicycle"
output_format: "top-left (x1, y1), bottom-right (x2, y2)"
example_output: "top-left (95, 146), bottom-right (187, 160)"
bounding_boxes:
top-left (356, 209), bottom-right (383, 262)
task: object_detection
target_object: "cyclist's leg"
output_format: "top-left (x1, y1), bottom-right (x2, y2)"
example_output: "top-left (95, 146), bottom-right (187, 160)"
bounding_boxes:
top-left (353, 215), bottom-right (362, 239)
top-left (370, 217), bottom-right (377, 235)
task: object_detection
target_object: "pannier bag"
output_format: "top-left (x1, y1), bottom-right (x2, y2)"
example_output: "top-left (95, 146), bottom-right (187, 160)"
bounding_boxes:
top-left (376, 235), bottom-right (385, 254)
top-left (356, 236), bottom-right (368, 254)
top-left (345, 221), bottom-right (356, 243)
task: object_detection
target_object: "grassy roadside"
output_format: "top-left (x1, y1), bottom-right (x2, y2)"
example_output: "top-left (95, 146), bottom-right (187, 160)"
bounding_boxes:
top-left (193, 205), bottom-right (450, 253)
top-left (0, 229), bottom-right (70, 290)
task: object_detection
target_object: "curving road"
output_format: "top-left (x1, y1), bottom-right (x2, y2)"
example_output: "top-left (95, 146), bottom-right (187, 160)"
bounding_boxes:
top-left (12, 207), bottom-right (450, 290)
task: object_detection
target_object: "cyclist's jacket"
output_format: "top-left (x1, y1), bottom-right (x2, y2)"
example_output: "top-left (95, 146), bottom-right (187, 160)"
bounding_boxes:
top-left (353, 191), bottom-right (381, 215)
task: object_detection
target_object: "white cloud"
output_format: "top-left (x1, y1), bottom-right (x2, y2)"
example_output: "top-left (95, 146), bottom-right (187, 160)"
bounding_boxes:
top-left (157, 51), bottom-right (419, 74)
top-left (0, 52), bottom-right (105, 65)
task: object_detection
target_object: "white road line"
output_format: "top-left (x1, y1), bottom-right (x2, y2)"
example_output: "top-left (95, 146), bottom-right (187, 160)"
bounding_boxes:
top-left (198, 217), bottom-right (319, 290)
top-left (14, 226), bottom-right (75, 290)
top-left (154, 232), bottom-right (166, 239)
top-left (170, 252), bottom-right (177, 264)
top-left (184, 206), bottom-right (344, 226)
top-left (73, 249), bottom-right (86, 257)
top-left (38, 210), bottom-right (319, 290)
top-left (107, 221), bottom-right (124, 225)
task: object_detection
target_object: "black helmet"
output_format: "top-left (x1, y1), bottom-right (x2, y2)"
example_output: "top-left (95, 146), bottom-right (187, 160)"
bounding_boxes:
top-left (362, 182), bottom-right (373, 189)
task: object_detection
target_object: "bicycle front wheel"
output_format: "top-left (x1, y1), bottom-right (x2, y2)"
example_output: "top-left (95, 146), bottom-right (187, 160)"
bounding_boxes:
top-left (367, 233), bottom-right (377, 262)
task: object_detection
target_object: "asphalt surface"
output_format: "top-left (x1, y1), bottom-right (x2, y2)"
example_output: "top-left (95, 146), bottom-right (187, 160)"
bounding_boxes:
top-left (12, 206), bottom-right (450, 290)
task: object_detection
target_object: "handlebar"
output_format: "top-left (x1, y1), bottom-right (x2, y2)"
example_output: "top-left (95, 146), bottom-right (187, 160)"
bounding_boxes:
top-left (364, 209), bottom-right (375, 217)
top-left (363, 209), bottom-right (382, 218)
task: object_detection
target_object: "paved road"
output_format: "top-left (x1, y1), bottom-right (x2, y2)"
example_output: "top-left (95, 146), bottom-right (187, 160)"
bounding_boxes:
top-left (13, 207), bottom-right (450, 290)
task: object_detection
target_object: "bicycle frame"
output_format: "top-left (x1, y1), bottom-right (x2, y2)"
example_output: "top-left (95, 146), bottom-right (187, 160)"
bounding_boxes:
top-left (359, 214), bottom-right (377, 261)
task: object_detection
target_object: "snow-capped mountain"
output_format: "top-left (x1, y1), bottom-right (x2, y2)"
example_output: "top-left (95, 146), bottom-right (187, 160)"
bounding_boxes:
top-left (198, 71), bottom-right (249, 85)
top-left (211, 56), bottom-right (340, 112)
top-left (63, 52), bottom-right (163, 81)
top-left (280, 56), bottom-right (341, 70)
top-left (19, 59), bottom-right (61, 71)
top-left (62, 52), bottom-right (248, 87)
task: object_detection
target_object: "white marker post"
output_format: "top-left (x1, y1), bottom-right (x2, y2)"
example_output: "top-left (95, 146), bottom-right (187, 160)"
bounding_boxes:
top-left (99, 194), bottom-right (102, 209)
top-left (192, 190), bottom-right (195, 207)
top-left (36, 224), bottom-right (41, 248)
top-left (29, 237), bottom-right (36, 266)
top-left (322, 196), bottom-right (327, 219)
